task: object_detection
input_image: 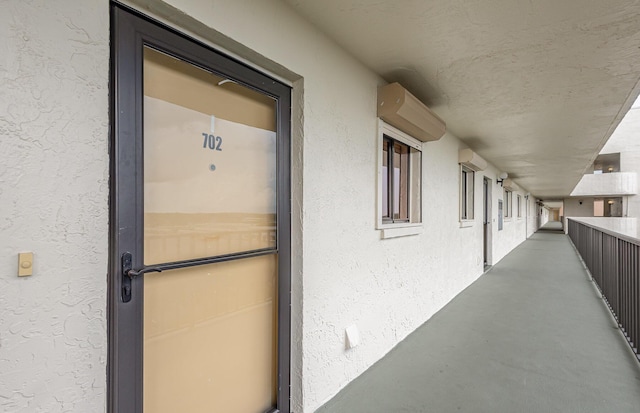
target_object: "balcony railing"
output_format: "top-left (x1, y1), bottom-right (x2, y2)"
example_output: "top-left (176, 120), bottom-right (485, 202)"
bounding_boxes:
top-left (567, 218), bottom-right (640, 361)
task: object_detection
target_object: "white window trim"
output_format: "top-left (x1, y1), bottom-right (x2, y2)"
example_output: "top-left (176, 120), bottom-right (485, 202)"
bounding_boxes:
top-left (381, 226), bottom-right (423, 239)
top-left (459, 164), bottom-right (475, 226)
top-left (376, 120), bottom-right (422, 232)
top-left (504, 189), bottom-right (513, 218)
top-left (517, 194), bottom-right (523, 219)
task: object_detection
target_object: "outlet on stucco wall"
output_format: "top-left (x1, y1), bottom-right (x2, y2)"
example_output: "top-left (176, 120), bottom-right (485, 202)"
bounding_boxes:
top-left (345, 325), bottom-right (360, 350)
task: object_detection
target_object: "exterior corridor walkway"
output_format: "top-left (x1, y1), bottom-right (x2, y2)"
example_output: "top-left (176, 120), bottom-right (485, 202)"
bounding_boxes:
top-left (316, 229), bottom-right (640, 413)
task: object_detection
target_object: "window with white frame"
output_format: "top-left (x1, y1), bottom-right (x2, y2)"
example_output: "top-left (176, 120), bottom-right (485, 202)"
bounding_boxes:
top-left (379, 121), bottom-right (422, 226)
top-left (504, 189), bottom-right (512, 218)
top-left (460, 165), bottom-right (474, 220)
top-left (517, 194), bottom-right (522, 218)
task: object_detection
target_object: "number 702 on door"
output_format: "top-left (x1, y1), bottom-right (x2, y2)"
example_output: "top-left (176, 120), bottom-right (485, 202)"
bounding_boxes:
top-left (202, 133), bottom-right (223, 151)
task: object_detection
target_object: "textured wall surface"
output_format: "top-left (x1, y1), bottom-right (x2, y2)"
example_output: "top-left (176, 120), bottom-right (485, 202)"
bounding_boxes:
top-left (603, 109), bottom-right (640, 229)
top-left (484, 167), bottom-right (536, 265)
top-left (0, 0), bottom-right (536, 412)
top-left (0, 1), bottom-right (109, 412)
top-left (142, 1), bottom-right (535, 411)
top-left (576, 104), bottom-right (640, 237)
top-left (571, 172), bottom-right (638, 196)
top-left (569, 217), bottom-right (637, 238)
top-left (564, 197), bottom-right (597, 219)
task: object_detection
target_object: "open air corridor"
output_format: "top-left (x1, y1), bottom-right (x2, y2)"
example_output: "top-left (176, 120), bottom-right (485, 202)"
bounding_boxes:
top-left (317, 223), bottom-right (640, 413)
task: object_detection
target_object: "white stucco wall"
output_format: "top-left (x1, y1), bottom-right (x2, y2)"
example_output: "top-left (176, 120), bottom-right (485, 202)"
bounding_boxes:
top-left (527, 196), bottom-right (539, 239)
top-left (0, 1), bottom-right (109, 412)
top-left (140, 1), bottom-right (535, 410)
top-left (571, 172), bottom-right (638, 197)
top-left (621, 152), bottom-right (640, 221)
top-left (564, 197), bottom-right (596, 218)
top-left (564, 197), bottom-right (595, 232)
top-left (597, 104), bottom-right (640, 226)
top-left (541, 207), bottom-right (550, 225)
top-left (568, 217), bottom-right (638, 239)
top-left (0, 1), bottom-right (537, 412)
top-left (489, 179), bottom-right (533, 264)
top-left (566, 103), bottom-right (640, 237)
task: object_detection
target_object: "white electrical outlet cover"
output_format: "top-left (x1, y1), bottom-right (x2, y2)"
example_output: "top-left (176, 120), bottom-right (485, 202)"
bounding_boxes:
top-left (345, 324), bottom-right (360, 349)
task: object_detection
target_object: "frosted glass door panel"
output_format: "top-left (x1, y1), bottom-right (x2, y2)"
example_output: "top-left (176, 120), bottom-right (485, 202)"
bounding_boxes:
top-left (143, 47), bottom-right (277, 264)
top-left (144, 255), bottom-right (277, 413)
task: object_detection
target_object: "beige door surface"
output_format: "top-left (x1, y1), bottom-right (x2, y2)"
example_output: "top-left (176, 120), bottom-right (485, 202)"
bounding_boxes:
top-left (142, 47), bottom-right (278, 413)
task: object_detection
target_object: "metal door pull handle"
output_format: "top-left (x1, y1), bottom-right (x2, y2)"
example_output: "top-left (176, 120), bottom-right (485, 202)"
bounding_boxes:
top-left (126, 266), bottom-right (162, 278)
top-left (121, 252), bottom-right (162, 278)
top-left (120, 252), bottom-right (162, 303)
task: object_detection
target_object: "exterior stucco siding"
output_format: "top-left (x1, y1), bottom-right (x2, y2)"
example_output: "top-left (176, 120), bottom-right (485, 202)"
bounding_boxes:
top-left (0, 1), bottom-right (110, 412)
top-left (0, 1), bottom-right (536, 412)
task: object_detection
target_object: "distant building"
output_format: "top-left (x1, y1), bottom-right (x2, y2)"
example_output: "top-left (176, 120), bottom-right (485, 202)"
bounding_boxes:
top-left (564, 101), bottom-right (640, 238)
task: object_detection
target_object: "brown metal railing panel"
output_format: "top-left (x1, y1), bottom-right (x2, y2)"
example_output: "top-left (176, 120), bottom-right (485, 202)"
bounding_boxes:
top-left (629, 245), bottom-right (640, 352)
top-left (603, 233), bottom-right (617, 318)
top-left (567, 219), bottom-right (640, 361)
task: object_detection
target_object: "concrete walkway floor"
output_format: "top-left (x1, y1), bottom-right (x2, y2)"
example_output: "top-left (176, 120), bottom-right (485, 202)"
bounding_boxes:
top-left (538, 220), bottom-right (564, 231)
top-left (316, 230), bottom-right (640, 413)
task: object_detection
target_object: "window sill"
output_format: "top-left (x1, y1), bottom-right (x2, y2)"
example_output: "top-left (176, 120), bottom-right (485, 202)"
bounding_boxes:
top-left (459, 220), bottom-right (474, 228)
top-left (504, 217), bottom-right (513, 222)
top-left (379, 224), bottom-right (423, 239)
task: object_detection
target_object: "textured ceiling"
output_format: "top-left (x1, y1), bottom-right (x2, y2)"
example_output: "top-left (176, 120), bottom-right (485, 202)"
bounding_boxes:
top-left (284, 0), bottom-right (640, 199)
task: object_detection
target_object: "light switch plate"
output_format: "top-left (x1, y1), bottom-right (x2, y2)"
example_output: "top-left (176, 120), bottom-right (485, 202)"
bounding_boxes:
top-left (18, 252), bottom-right (33, 277)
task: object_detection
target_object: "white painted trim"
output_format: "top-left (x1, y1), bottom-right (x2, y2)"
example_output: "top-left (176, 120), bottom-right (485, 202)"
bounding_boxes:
top-left (381, 225), bottom-right (423, 239)
top-left (376, 119), bottom-right (423, 229)
top-left (115, 0), bottom-right (295, 86)
top-left (377, 222), bottom-right (423, 230)
top-left (378, 120), bottom-right (422, 150)
top-left (503, 188), bottom-right (513, 218)
top-left (459, 220), bottom-right (475, 228)
top-left (459, 164), bottom-right (475, 221)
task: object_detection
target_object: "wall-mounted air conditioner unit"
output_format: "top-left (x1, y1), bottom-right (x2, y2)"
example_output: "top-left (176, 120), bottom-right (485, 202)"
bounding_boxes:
top-left (377, 82), bottom-right (446, 142)
top-left (458, 148), bottom-right (487, 171)
top-left (503, 179), bottom-right (520, 192)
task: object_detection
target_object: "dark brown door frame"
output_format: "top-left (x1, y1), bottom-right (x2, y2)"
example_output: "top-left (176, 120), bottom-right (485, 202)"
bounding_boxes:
top-left (483, 177), bottom-right (491, 266)
top-left (109, 3), bottom-right (291, 412)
